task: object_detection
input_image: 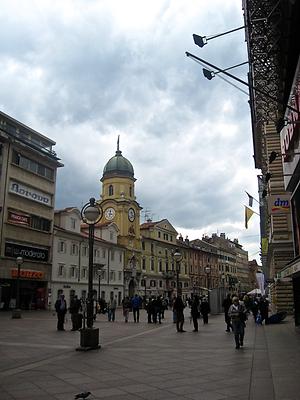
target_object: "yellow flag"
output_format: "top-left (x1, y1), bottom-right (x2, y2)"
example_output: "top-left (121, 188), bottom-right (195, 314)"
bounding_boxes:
top-left (245, 206), bottom-right (254, 229)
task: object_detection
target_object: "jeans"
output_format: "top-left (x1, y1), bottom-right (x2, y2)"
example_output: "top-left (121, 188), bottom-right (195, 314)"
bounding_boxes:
top-left (133, 307), bottom-right (140, 322)
top-left (108, 308), bottom-right (116, 321)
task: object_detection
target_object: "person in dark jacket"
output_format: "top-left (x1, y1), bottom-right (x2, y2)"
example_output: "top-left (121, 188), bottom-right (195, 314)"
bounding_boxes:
top-left (173, 294), bottom-right (186, 332)
top-left (69, 295), bottom-right (82, 331)
top-left (258, 296), bottom-right (269, 324)
top-left (228, 296), bottom-right (247, 349)
top-left (191, 295), bottom-right (200, 332)
top-left (200, 297), bottom-right (210, 324)
top-left (131, 294), bottom-right (142, 323)
top-left (55, 294), bottom-right (67, 331)
top-left (222, 294), bottom-right (233, 332)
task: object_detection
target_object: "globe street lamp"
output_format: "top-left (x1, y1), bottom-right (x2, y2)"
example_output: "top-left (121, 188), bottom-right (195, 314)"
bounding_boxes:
top-left (78, 198), bottom-right (102, 351)
top-left (173, 249), bottom-right (183, 296)
top-left (12, 256), bottom-right (23, 319)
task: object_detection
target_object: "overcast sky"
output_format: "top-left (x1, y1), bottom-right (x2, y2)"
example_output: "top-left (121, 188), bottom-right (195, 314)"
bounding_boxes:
top-left (0, 0), bottom-right (261, 262)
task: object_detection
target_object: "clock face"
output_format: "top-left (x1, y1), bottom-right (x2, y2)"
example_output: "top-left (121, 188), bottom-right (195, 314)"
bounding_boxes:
top-left (128, 208), bottom-right (135, 222)
top-left (104, 207), bottom-right (115, 220)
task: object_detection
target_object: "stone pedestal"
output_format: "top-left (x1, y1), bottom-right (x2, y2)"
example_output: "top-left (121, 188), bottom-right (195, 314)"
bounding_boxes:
top-left (76, 328), bottom-right (100, 351)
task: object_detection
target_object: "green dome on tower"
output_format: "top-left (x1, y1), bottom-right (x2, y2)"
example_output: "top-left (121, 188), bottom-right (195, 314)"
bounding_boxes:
top-left (102, 138), bottom-right (134, 179)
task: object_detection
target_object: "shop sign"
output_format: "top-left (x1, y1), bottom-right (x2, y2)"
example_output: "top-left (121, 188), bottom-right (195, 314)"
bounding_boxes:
top-left (8, 210), bottom-right (31, 226)
top-left (9, 180), bottom-right (52, 206)
top-left (281, 261), bottom-right (300, 278)
top-left (5, 242), bottom-right (49, 262)
top-left (11, 269), bottom-right (44, 279)
top-left (267, 194), bottom-right (291, 214)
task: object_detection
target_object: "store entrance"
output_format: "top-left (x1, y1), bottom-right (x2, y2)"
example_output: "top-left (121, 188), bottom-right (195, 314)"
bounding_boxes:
top-left (0, 279), bottom-right (47, 310)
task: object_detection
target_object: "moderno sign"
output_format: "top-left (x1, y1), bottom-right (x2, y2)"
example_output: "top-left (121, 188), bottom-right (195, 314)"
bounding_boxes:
top-left (268, 195), bottom-right (291, 214)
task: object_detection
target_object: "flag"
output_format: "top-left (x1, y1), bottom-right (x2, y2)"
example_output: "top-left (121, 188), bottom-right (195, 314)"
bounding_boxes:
top-left (245, 206), bottom-right (254, 229)
top-left (246, 191), bottom-right (254, 207)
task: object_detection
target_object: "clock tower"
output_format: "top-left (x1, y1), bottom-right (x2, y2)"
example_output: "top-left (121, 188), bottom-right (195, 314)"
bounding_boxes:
top-left (98, 139), bottom-right (142, 293)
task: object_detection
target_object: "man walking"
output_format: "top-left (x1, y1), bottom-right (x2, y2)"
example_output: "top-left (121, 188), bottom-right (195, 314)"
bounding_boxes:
top-left (173, 293), bottom-right (186, 332)
top-left (131, 294), bottom-right (142, 323)
top-left (222, 294), bottom-right (233, 332)
top-left (228, 296), bottom-right (247, 349)
top-left (55, 294), bottom-right (67, 331)
top-left (107, 296), bottom-right (117, 322)
top-left (69, 295), bottom-right (82, 331)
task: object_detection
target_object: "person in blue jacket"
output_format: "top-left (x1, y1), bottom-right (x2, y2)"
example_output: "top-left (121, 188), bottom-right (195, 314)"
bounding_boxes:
top-left (131, 294), bottom-right (142, 323)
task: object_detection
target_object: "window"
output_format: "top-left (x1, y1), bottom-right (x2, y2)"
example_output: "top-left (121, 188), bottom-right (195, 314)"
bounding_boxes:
top-left (82, 246), bottom-right (88, 257)
top-left (142, 242), bottom-right (145, 250)
top-left (150, 280), bottom-right (156, 287)
top-left (109, 185), bottom-right (114, 196)
top-left (58, 264), bottom-right (64, 277)
top-left (12, 151), bottom-right (54, 180)
top-left (118, 271), bottom-right (122, 281)
top-left (129, 186), bottom-right (132, 197)
top-left (159, 280), bottom-right (163, 288)
top-left (82, 268), bottom-right (87, 279)
top-left (159, 260), bottom-right (162, 272)
top-left (110, 232), bottom-right (114, 241)
top-left (158, 231), bottom-right (161, 238)
top-left (110, 250), bottom-right (114, 261)
top-left (70, 266), bottom-right (76, 278)
top-left (71, 218), bottom-right (76, 229)
top-left (151, 243), bottom-right (154, 253)
top-left (58, 241), bottom-right (66, 253)
top-left (102, 249), bottom-right (106, 258)
top-left (110, 270), bottom-right (115, 281)
top-left (71, 244), bottom-right (78, 255)
top-left (31, 215), bottom-right (51, 232)
top-left (119, 252), bottom-right (122, 263)
top-left (142, 258), bottom-right (146, 270)
top-left (151, 259), bottom-right (154, 271)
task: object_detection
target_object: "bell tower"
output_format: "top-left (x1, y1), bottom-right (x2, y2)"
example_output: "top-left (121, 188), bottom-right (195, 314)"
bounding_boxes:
top-left (98, 138), bottom-right (142, 268)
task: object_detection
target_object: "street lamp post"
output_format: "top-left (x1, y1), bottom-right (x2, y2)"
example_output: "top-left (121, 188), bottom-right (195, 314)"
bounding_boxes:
top-left (173, 249), bottom-right (183, 296)
top-left (12, 256), bottom-right (23, 319)
top-left (205, 265), bottom-right (211, 304)
top-left (143, 275), bottom-right (147, 300)
top-left (77, 198), bottom-right (102, 351)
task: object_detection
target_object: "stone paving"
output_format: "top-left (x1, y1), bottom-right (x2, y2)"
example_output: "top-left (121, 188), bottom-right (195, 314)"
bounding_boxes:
top-left (0, 308), bottom-right (300, 400)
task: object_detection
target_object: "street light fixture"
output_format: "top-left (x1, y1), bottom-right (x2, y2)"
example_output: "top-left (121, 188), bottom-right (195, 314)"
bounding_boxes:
top-left (12, 256), bottom-right (23, 319)
top-left (193, 26), bottom-right (245, 48)
top-left (173, 249), bottom-right (183, 296)
top-left (77, 198), bottom-right (102, 351)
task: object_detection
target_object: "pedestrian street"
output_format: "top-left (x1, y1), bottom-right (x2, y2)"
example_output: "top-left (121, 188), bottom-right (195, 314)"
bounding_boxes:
top-left (0, 309), bottom-right (300, 400)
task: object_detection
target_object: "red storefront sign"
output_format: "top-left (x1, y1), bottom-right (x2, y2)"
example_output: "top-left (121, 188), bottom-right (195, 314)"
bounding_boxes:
top-left (11, 269), bottom-right (44, 280)
top-left (8, 211), bottom-right (31, 226)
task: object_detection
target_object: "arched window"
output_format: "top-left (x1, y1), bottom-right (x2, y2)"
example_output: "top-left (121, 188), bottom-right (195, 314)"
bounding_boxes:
top-left (129, 186), bottom-right (132, 197)
top-left (109, 185), bottom-right (113, 196)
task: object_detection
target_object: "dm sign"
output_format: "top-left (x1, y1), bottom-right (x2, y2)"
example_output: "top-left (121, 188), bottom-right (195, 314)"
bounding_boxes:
top-left (268, 195), bottom-right (291, 215)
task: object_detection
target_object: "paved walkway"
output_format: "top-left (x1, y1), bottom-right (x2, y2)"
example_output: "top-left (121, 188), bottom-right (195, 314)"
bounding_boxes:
top-left (0, 309), bottom-right (300, 400)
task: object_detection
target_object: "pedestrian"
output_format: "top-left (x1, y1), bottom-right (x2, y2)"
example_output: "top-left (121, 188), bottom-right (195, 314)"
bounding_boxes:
top-left (69, 295), bottom-right (82, 331)
top-left (258, 296), bottom-right (269, 324)
top-left (191, 295), bottom-right (200, 332)
top-left (122, 296), bottom-right (131, 323)
top-left (228, 296), bottom-right (247, 349)
top-left (131, 294), bottom-right (142, 323)
top-left (146, 298), bottom-right (154, 323)
top-left (154, 296), bottom-right (163, 324)
top-left (222, 294), bottom-right (233, 332)
top-left (173, 293), bottom-right (186, 332)
top-left (107, 296), bottom-right (117, 322)
top-left (55, 294), bottom-right (67, 331)
top-left (161, 297), bottom-right (168, 319)
top-left (250, 296), bottom-right (259, 322)
top-left (200, 297), bottom-right (210, 324)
